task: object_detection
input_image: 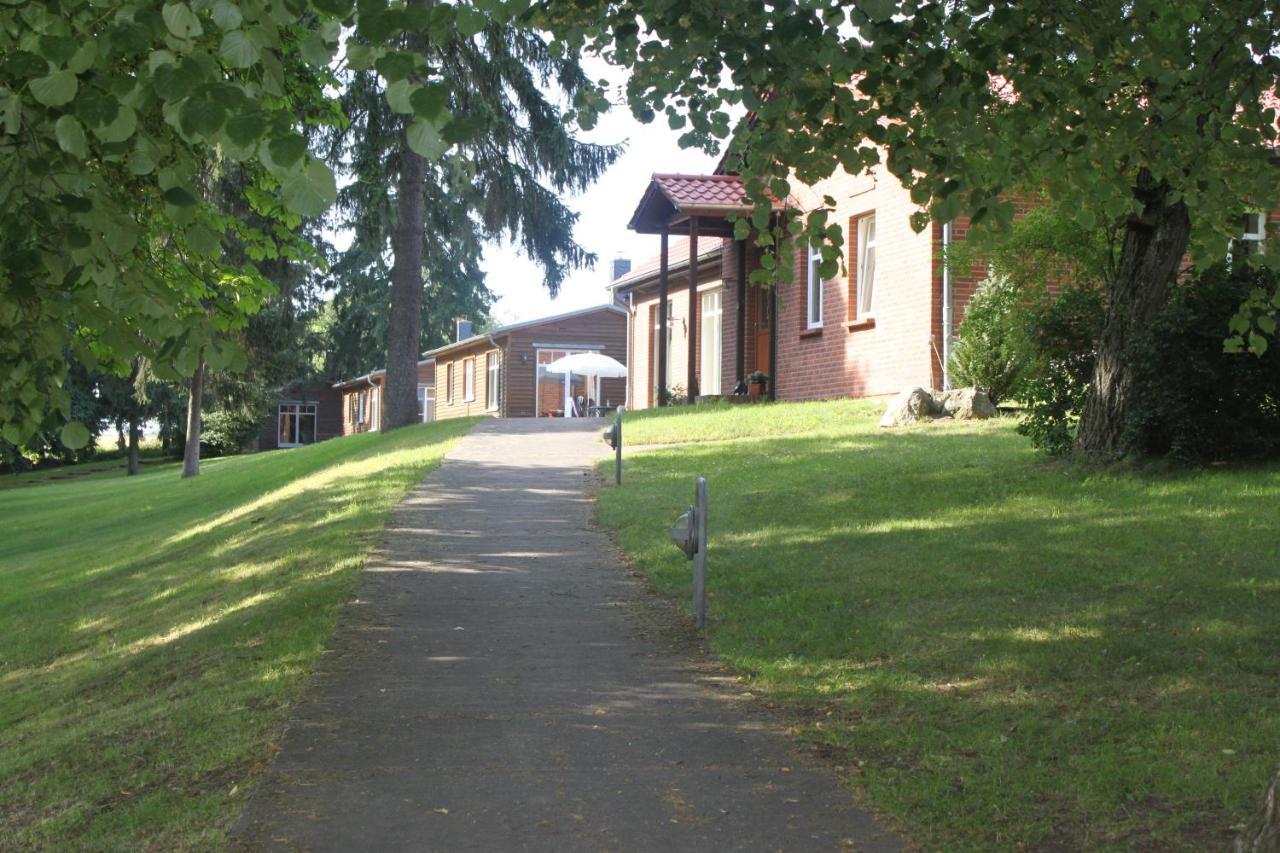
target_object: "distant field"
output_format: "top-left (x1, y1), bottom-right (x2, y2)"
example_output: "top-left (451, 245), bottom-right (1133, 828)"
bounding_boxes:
top-left (0, 420), bottom-right (474, 849)
top-left (598, 401), bottom-right (1280, 850)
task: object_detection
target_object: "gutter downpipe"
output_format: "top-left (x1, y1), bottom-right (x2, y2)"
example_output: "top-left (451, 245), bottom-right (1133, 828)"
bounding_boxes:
top-left (941, 220), bottom-right (954, 390)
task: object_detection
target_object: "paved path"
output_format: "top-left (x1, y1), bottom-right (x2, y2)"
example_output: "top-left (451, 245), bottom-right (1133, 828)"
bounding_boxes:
top-left (236, 419), bottom-right (902, 851)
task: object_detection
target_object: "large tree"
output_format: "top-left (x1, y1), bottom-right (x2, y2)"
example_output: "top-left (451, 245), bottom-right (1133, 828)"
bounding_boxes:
top-left (331, 21), bottom-right (620, 429)
top-left (543, 0), bottom-right (1280, 458)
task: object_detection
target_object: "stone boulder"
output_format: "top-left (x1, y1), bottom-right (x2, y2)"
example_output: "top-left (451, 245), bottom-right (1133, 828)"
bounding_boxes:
top-left (933, 387), bottom-right (998, 420)
top-left (880, 387), bottom-right (939, 428)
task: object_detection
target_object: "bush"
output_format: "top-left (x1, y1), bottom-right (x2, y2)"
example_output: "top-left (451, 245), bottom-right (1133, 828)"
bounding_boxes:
top-left (948, 275), bottom-right (1031, 404)
top-left (1122, 264), bottom-right (1280, 462)
top-left (200, 408), bottom-right (262, 458)
top-left (1015, 283), bottom-right (1106, 456)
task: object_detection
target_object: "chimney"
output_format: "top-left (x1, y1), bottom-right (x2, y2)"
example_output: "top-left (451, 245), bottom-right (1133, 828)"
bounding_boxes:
top-left (611, 256), bottom-right (632, 281)
top-left (455, 318), bottom-right (473, 341)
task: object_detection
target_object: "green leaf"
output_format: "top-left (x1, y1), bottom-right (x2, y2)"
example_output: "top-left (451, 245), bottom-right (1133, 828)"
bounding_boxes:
top-left (162, 3), bottom-right (204, 38)
top-left (180, 95), bottom-right (227, 136)
top-left (267, 133), bottom-right (307, 169)
top-left (299, 32), bottom-right (333, 66)
top-left (220, 30), bottom-right (261, 68)
top-left (385, 79), bottom-right (415, 114)
top-left (29, 70), bottom-right (78, 107)
top-left (60, 421), bottom-right (91, 450)
top-left (54, 115), bottom-right (88, 158)
top-left (211, 0), bottom-right (243, 30)
top-left (410, 82), bottom-right (449, 119)
top-left (454, 6), bottom-right (485, 37)
top-left (225, 110), bottom-right (265, 146)
top-left (163, 186), bottom-right (199, 207)
top-left (93, 104), bottom-right (137, 143)
top-left (313, 0), bottom-right (353, 15)
top-left (405, 116), bottom-right (446, 159)
top-left (4, 93), bottom-right (21, 135)
top-left (67, 42), bottom-right (98, 75)
top-left (280, 158), bottom-right (336, 217)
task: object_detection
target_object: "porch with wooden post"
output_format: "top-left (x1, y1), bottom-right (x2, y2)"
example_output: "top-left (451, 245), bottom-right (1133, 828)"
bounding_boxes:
top-left (628, 174), bottom-right (785, 406)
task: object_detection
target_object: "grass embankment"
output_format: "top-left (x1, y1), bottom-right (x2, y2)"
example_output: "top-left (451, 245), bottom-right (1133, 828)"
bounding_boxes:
top-left (0, 420), bottom-right (474, 849)
top-left (598, 400), bottom-right (1280, 850)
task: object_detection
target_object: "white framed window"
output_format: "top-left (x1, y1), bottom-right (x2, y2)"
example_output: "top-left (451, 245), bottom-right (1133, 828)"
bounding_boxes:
top-left (463, 357), bottom-right (475, 402)
top-left (417, 384), bottom-right (434, 422)
top-left (651, 299), bottom-right (676, 404)
top-left (806, 245), bottom-right (823, 328)
top-left (278, 402), bottom-right (317, 446)
top-left (700, 289), bottom-right (722, 395)
top-left (856, 214), bottom-right (877, 318)
top-left (1242, 212), bottom-right (1266, 254)
top-left (485, 352), bottom-right (500, 411)
top-left (445, 363), bottom-right (454, 404)
top-left (357, 390), bottom-right (367, 424)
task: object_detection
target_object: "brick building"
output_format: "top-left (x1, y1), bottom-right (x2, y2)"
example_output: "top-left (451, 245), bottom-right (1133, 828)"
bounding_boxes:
top-left (611, 162), bottom-right (1017, 409)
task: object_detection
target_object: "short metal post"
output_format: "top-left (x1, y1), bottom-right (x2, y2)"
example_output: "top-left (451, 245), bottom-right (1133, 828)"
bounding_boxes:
top-left (615, 405), bottom-right (623, 486)
top-left (693, 476), bottom-right (708, 629)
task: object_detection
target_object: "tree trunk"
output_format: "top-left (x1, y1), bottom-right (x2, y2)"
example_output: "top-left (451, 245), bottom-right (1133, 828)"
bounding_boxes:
top-left (383, 135), bottom-right (427, 431)
top-left (1235, 766), bottom-right (1280, 852)
top-left (1075, 173), bottom-right (1191, 459)
top-left (182, 349), bottom-right (205, 478)
top-left (127, 414), bottom-right (141, 476)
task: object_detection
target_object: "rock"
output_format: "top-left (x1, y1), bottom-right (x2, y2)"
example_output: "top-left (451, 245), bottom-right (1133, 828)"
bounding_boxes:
top-left (880, 387), bottom-right (939, 427)
top-left (934, 387), bottom-right (997, 420)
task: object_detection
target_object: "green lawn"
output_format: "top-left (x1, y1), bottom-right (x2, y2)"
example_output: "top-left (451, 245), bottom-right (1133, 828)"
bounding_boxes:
top-left (597, 400), bottom-right (1280, 850)
top-left (0, 420), bottom-right (474, 849)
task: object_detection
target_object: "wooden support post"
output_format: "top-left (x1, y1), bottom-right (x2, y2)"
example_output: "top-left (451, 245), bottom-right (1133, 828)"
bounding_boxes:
top-left (735, 237), bottom-right (747, 387)
top-left (658, 227), bottom-right (669, 406)
top-left (686, 217), bottom-right (699, 404)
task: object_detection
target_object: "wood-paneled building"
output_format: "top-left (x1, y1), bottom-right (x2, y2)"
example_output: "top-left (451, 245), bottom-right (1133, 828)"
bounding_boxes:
top-left (428, 304), bottom-right (627, 420)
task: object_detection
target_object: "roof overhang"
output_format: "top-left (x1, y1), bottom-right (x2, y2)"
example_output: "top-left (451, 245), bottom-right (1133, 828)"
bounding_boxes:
top-left (627, 174), bottom-right (785, 236)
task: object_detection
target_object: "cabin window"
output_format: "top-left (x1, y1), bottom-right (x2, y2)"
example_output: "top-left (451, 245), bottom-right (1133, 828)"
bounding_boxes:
top-left (486, 352), bottom-right (500, 411)
top-left (856, 214), bottom-right (877, 318)
top-left (417, 384), bottom-right (434, 422)
top-left (357, 390), bottom-right (367, 424)
top-left (278, 402), bottom-right (317, 446)
top-left (445, 363), bottom-right (454, 404)
top-left (1241, 212), bottom-right (1266, 254)
top-left (463, 357), bottom-right (476, 402)
top-left (806, 244), bottom-right (823, 328)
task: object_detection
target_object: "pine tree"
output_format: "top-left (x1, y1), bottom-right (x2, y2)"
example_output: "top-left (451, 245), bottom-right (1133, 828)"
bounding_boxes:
top-left (328, 24), bottom-right (620, 428)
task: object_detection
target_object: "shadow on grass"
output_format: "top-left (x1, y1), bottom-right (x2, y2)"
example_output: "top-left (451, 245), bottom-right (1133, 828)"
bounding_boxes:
top-left (0, 419), bottom-right (476, 849)
top-left (598, 420), bottom-right (1280, 850)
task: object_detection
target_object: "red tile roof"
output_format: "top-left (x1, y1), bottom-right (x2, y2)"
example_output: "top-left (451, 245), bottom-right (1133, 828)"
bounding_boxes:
top-left (651, 174), bottom-right (755, 209)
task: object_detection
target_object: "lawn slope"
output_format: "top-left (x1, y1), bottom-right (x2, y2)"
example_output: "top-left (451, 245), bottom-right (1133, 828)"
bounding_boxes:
top-left (598, 400), bottom-right (1280, 850)
top-left (0, 420), bottom-right (474, 849)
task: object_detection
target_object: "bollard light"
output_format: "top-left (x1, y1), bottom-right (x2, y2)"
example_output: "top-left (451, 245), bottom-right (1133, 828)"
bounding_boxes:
top-left (670, 506), bottom-right (698, 559)
top-left (669, 477), bottom-right (709, 628)
top-left (602, 422), bottom-right (619, 449)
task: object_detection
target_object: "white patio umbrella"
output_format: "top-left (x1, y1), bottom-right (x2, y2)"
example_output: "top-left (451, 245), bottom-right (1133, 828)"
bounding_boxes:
top-left (545, 352), bottom-right (627, 417)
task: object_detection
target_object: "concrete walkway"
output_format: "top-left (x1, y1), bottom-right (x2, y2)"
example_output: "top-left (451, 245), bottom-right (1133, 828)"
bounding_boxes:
top-left (235, 418), bottom-right (902, 851)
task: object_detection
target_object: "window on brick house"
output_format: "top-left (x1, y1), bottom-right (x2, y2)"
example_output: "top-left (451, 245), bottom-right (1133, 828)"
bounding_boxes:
top-left (856, 215), bottom-right (877, 318)
top-left (486, 352), bottom-right (499, 411)
top-left (463, 357), bottom-right (476, 402)
top-left (1241, 212), bottom-right (1266, 255)
top-left (806, 245), bottom-right (823, 328)
top-left (357, 389), bottom-right (367, 424)
top-left (446, 363), bottom-right (454, 404)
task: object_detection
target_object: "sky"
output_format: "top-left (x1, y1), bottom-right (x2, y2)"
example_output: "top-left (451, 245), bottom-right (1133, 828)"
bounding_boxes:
top-left (479, 61), bottom-right (722, 327)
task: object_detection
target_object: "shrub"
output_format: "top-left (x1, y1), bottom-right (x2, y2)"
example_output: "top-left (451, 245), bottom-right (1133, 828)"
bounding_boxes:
top-left (1015, 283), bottom-right (1106, 456)
top-left (948, 275), bottom-right (1031, 404)
top-left (200, 408), bottom-right (263, 458)
top-left (1123, 264), bottom-right (1280, 462)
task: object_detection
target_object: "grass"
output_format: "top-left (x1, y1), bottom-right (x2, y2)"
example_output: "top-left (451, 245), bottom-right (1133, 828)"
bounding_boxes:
top-left (597, 400), bottom-right (1280, 850)
top-left (0, 419), bottom-right (475, 849)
